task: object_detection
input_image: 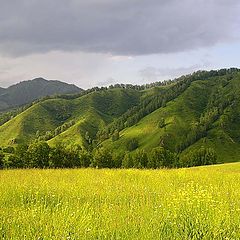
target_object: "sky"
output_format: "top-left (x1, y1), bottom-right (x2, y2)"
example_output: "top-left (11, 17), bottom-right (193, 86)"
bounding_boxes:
top-left (0, 0), bottom-right (240, 89)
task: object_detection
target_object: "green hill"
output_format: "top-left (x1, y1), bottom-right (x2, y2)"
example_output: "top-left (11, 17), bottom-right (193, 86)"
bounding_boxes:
top-left (102, 69), bottom-right (240, 163)
top-left (0, 68), bottom-right (240, 163)
top-left (0, 88), bottom-right (140, 148)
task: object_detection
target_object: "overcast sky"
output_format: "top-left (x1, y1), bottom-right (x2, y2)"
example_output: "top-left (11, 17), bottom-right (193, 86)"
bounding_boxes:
top-left (0, 0), bottom-right (240, 89)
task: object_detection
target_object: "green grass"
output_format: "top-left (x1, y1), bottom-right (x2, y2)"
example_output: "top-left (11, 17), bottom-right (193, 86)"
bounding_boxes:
top-left (0, 103), bottom-right (61, 145)
top-left (0, 163), bottom-right (240, 239)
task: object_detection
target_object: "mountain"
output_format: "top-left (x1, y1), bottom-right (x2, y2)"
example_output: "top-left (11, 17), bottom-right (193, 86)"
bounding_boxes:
top-left (0, 68), bottom-right (240, 163)
top-left (0, 78), bottom-right (82, 111)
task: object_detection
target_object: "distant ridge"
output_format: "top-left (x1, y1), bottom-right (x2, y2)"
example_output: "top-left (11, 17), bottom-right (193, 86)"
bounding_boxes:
top-left (0, 78), bottom-right (82, 111)
top-left (0, 87), bottom-right (5, 94)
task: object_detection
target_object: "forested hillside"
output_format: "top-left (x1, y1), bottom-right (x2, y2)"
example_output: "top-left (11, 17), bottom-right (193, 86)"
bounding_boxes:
top-left (102, 68), bottom-right (240, 163)
top-left (0, 68), bottom-right (240, 168)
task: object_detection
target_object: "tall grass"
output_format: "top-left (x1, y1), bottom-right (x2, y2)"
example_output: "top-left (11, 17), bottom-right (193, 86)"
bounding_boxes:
top-left (0, 163), bottom-right (240, 239)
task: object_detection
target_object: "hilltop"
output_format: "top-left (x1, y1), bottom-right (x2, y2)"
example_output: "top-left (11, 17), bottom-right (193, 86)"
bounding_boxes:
top-left (0, 78), bottom-right (81, 111)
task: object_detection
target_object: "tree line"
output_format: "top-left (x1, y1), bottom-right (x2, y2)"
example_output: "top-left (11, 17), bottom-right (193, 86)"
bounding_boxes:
top-left (0, 141), bottom-right (217, 169)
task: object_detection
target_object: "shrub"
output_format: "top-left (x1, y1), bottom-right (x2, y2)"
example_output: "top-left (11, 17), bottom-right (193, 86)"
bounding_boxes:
top-left (126, 138), bottom-right (139, 151)
top-left (133, 149), bottom-right (148, 168)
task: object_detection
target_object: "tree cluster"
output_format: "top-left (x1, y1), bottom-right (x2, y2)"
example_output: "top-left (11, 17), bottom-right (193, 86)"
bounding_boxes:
top-left (180, 147), bottom-right (217, 167)
top-left (0, 142), bottom-right (217, 170)
top-left (36, 120), bottom-right (76, 142)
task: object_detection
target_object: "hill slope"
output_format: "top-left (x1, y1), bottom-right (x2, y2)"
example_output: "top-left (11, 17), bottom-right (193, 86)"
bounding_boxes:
top-left (0, 88), bottom-right (140, 147)
top-left (0, 78), bottom-right (81, 111)
top-left (102, 70), bottom-right (240, 162)
top-left (0, 68), bottom-right (240, 163)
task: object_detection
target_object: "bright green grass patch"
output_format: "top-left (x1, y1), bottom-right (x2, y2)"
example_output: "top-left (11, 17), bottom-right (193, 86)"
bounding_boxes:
top-left (0, 103), bottom-right (61, 146)
top-left (0, 163), bottom-right (240, 239)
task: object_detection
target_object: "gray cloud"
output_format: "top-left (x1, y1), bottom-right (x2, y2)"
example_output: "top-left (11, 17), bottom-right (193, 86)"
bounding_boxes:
top-left (97, 77), bottom-right (116, 86)
top-left (139, 61), bottom-right (212, 82)
top-left (0, 0), bottom-right (239, 56)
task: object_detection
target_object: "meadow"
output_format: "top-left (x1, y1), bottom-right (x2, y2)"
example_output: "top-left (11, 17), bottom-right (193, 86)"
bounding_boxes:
top-left (0, 163), bottom-right (240, 239)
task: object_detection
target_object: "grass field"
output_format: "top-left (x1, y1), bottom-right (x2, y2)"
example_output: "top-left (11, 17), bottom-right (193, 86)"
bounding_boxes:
top-left (0, 163), bottom-right (240, 239)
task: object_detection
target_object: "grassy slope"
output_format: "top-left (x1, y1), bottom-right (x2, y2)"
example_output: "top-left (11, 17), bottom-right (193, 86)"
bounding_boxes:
top-left (0, 88), bottom-right (140, 147)
top-left (182, 74), bottom-right (240, 162)
top-left (103, 73), bottom-right (240, 163)
top-left (49, 88), bottom-right (141, 147)
top-left (103, 79), bottom-right (212, 153)
top-left (0, 101), bottom-right (64, 145)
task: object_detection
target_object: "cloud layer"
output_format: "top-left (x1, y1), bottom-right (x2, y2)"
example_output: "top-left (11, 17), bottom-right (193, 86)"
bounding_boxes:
top-left (0, 0), bottom-right (239, 56)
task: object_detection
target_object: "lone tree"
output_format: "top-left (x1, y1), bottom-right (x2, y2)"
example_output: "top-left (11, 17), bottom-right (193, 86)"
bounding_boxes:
top-left (158, 118), bottom-right (165, 128)
top-left (112, 130), bottom-right (120, 142)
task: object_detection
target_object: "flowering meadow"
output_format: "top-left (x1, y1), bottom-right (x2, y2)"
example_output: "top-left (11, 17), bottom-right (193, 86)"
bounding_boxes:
top-left (0, 163), bottom-right (240, 239)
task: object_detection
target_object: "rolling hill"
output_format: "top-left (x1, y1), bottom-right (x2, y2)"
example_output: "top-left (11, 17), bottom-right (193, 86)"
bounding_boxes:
top-left (102, 70), bottom-right (240, 163)
top-left (0, 78), bottom-right (81, 111)
top-left (0, 68), bottom-right (240, 163)
top-left (0, 88), bottom-right (140, 147)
